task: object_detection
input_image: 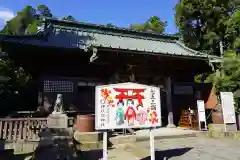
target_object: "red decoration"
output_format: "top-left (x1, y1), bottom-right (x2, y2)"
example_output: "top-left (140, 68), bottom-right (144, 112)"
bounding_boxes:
top-left (147, 108), bottom-right (150, 113)
top-left (114, 88), bottom-right (145, 104)
top-left (125, 106), bottom-right (136, 121)
top-left (101, 88), bottom-right (110, 100)
top-left (100, 88), bottom-right (114, 106)
top-left (149, 111), bottom-right (158, 124)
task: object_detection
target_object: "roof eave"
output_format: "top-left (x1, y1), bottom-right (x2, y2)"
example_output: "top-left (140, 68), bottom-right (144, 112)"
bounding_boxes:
top-left (97, 47), bottom-right (213, 60)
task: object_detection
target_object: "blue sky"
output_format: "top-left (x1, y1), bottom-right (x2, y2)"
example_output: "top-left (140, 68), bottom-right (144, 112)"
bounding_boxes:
top-left (0, 0), bottom-right (179, 33)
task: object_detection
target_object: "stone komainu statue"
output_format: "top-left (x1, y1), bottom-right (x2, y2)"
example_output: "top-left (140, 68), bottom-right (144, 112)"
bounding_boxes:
top-left (53, 94), bottom-right (64, 113)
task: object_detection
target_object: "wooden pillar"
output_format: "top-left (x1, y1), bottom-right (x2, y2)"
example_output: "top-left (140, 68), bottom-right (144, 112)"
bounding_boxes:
top-left (109, 72), bottom-right (119, 84)
top-left (165, 77), bottom-right (176, 128)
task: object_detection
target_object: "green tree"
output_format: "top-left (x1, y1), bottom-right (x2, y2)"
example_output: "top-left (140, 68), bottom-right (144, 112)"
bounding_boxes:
top-left (130, 16), bottom-right (167, 33)
top-left (62, 15), bottom-right (76, 22)
top-left (36, 4), bottom-right (52, 17)
top-left (175, 0), bottom-right (236, 55)
top-left (105, 23), bottom-right (117, 28)
top-left (225, 9), bottom-right (240, 49)
top-left (0, 5), bottom-right (53, 115)
top-left (1, 6), bottom-right (36, 35)
top-left (204, 51), bottom-right (240, 111)
top-left (1, 5), bottom-right (53, 35)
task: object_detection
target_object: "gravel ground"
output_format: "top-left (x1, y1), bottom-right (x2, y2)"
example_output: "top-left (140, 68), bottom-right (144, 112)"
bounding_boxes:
top-left (136, 137), bottom-right (240, 160)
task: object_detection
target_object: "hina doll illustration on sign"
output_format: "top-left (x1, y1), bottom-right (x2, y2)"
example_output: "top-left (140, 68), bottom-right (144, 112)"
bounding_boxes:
top-left (115, 100), bottom-right (125, 125)
top-left (136, 104), bottom-right (147, 125)
top-left (125, 99), bottom-right (136, 126)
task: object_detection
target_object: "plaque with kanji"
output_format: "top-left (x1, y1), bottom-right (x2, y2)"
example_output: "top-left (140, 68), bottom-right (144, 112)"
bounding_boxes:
top-left (95, 82), bottom-right (161, 130)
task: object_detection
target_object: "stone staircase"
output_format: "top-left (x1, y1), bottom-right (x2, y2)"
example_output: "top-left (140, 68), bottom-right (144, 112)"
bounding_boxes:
top-left (73, 131), bottom-right (103, 150)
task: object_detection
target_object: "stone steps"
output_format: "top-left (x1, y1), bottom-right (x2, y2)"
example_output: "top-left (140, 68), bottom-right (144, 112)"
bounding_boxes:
top-left (76, 141), bottom-right (103, 151)
top-left (197, 131), bottom-right (240, 140)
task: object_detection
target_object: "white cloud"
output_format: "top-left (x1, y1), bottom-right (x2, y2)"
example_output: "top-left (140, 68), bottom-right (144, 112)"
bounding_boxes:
top-left (0, 8), bottom-right (14, 29)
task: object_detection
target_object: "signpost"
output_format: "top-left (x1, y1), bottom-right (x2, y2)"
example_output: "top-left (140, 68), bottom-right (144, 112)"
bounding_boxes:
top-left (197, 100), bottom-right (207, 130)
top-left (95, 82), bottom-right (161, 160)
top-left (220, 92), bottom-right (237, 131)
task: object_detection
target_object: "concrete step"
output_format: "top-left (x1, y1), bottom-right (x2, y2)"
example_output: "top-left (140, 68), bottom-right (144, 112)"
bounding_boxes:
top-left (74, 131), bottom-right (102, 143)
top-left (76, 141), bottom-right (103, 151)
top-left (136, 133), bottom-right (197, 142)
top-left (197, 131), bottom-right (240, 140)
top-left (110, 135), bottom-right (136, 145)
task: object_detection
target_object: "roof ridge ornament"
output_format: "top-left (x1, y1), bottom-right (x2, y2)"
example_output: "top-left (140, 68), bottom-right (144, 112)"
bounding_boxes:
top-left (37, 19), bottom-right (54, 36)
top-left (89, 47), bottom-right (98, 63)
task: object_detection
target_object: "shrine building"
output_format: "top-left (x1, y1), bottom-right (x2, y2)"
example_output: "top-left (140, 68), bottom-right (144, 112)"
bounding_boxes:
top-left (0, 17), bottom-right (219, 128)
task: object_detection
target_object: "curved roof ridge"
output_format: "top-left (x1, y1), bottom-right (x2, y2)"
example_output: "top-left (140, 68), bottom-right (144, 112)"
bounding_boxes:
top-left (175, 40), bottom-right (202, 54)
top-left (43, 17), bottom-right (179, 40)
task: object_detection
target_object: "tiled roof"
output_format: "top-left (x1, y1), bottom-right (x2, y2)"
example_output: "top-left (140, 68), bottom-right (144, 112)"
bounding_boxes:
top-left (0, 17), bottom-right (219, 60)
top-left (44, 18), bottom-right (216, 59)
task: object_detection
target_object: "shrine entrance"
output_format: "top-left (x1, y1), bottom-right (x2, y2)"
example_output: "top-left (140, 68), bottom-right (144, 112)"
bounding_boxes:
top-left (0, 17), bottom-right (216, 130)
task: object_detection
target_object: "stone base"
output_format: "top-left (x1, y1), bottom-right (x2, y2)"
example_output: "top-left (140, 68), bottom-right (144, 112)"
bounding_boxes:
top-left (197, 131), bottom-right (240, 140)
top-left (74, 131), bottom-right (102, 143)
top-left (166, 124), bottom-right (176, 128)
top-left (208, 124), bottom-right (225, 132)
top-left (208, 123), bottom-right (237, 132)
top-left (109, 135), bottom-right (136, 146)
top-left (76, 141), bottom-right (103, 151)
top-left (32, 128), bottom-right (79, 160)
top-left (39, 129), bottom-right (72, 147)
top-left (47, 113), bottom-right (68, 129)
top-left (73, 131), bottom-right (103, 151)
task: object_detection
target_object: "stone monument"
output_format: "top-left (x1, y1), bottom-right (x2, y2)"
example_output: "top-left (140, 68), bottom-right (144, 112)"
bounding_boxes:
top-left (47, 94), bottom-right (68, 129)
top-left (31, 94), bottom-right (80, 160)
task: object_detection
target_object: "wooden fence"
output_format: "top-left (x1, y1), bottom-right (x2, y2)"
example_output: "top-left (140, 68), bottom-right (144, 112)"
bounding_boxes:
top-left (0, 117), bottom-right (74, 141)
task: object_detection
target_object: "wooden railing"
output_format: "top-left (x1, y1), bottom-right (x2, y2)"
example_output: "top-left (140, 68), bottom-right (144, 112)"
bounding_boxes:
top-left (0, 117), bottom-right (74, 141)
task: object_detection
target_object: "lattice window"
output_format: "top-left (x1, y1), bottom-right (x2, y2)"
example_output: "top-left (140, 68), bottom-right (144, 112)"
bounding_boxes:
top-left (43, 80), bottom-right (73, 93)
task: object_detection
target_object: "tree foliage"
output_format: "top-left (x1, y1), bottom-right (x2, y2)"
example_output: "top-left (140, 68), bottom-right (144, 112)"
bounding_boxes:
top-left (205, 51), bottom-right (240, 111)
top-left (105, 23), bottom-right (117, 28)
top-left (0, 5), bottom-right (76, 115)
top-left (175, 0), bottom-right (240, 110)
top-left (62, 15), bottom-right (76, 22)
top-left (175, 0), bottom-right (236, 55)
top-left (225, 9), bottom-right (240, 49)
top-left (130, 16), bottom-right (167, 33)
top-left (0, 5), bottom-right (53, 35)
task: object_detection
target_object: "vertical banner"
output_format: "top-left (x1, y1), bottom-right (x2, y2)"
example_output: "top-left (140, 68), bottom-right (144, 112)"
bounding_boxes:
top-left (197, 100), bottom-right (207, 130)
top-left (220, 92), bottom-right (236, 124)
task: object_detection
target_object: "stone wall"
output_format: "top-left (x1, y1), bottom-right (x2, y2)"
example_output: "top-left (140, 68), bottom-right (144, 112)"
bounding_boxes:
top-left (4, 141), bottom-right (38, 154)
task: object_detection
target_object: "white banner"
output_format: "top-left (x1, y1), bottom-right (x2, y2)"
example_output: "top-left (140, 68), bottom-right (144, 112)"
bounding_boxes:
top-left (95, 82), bottom-right (161, 130)
top-left (197, 100), bottom-right (206, 122)
top-left (220, 92), bottom-right (236, 124)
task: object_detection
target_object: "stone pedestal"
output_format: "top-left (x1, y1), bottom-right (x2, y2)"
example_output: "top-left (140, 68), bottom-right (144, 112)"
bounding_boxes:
top-left (31, 113), bottom-right (81, 159)
top-left (47, 113), bottom-right (68, 129)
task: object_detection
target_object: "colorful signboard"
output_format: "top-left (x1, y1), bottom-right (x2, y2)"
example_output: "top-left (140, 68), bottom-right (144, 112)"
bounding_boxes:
top-left (95, 82), bottom-right (161, 130)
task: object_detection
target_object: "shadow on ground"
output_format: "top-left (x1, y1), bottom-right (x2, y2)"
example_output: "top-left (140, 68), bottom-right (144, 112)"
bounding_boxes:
top-left (80, 149), bottom-right (103, 160)
top-left (2, 130), bottom-right (115, 160)
top-left (140, 147), bottom-right (192, 160)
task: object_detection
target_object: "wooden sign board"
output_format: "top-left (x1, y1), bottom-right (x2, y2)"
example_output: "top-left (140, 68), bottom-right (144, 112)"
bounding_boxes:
top-left (95, 82), bottom-right (161, 130)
